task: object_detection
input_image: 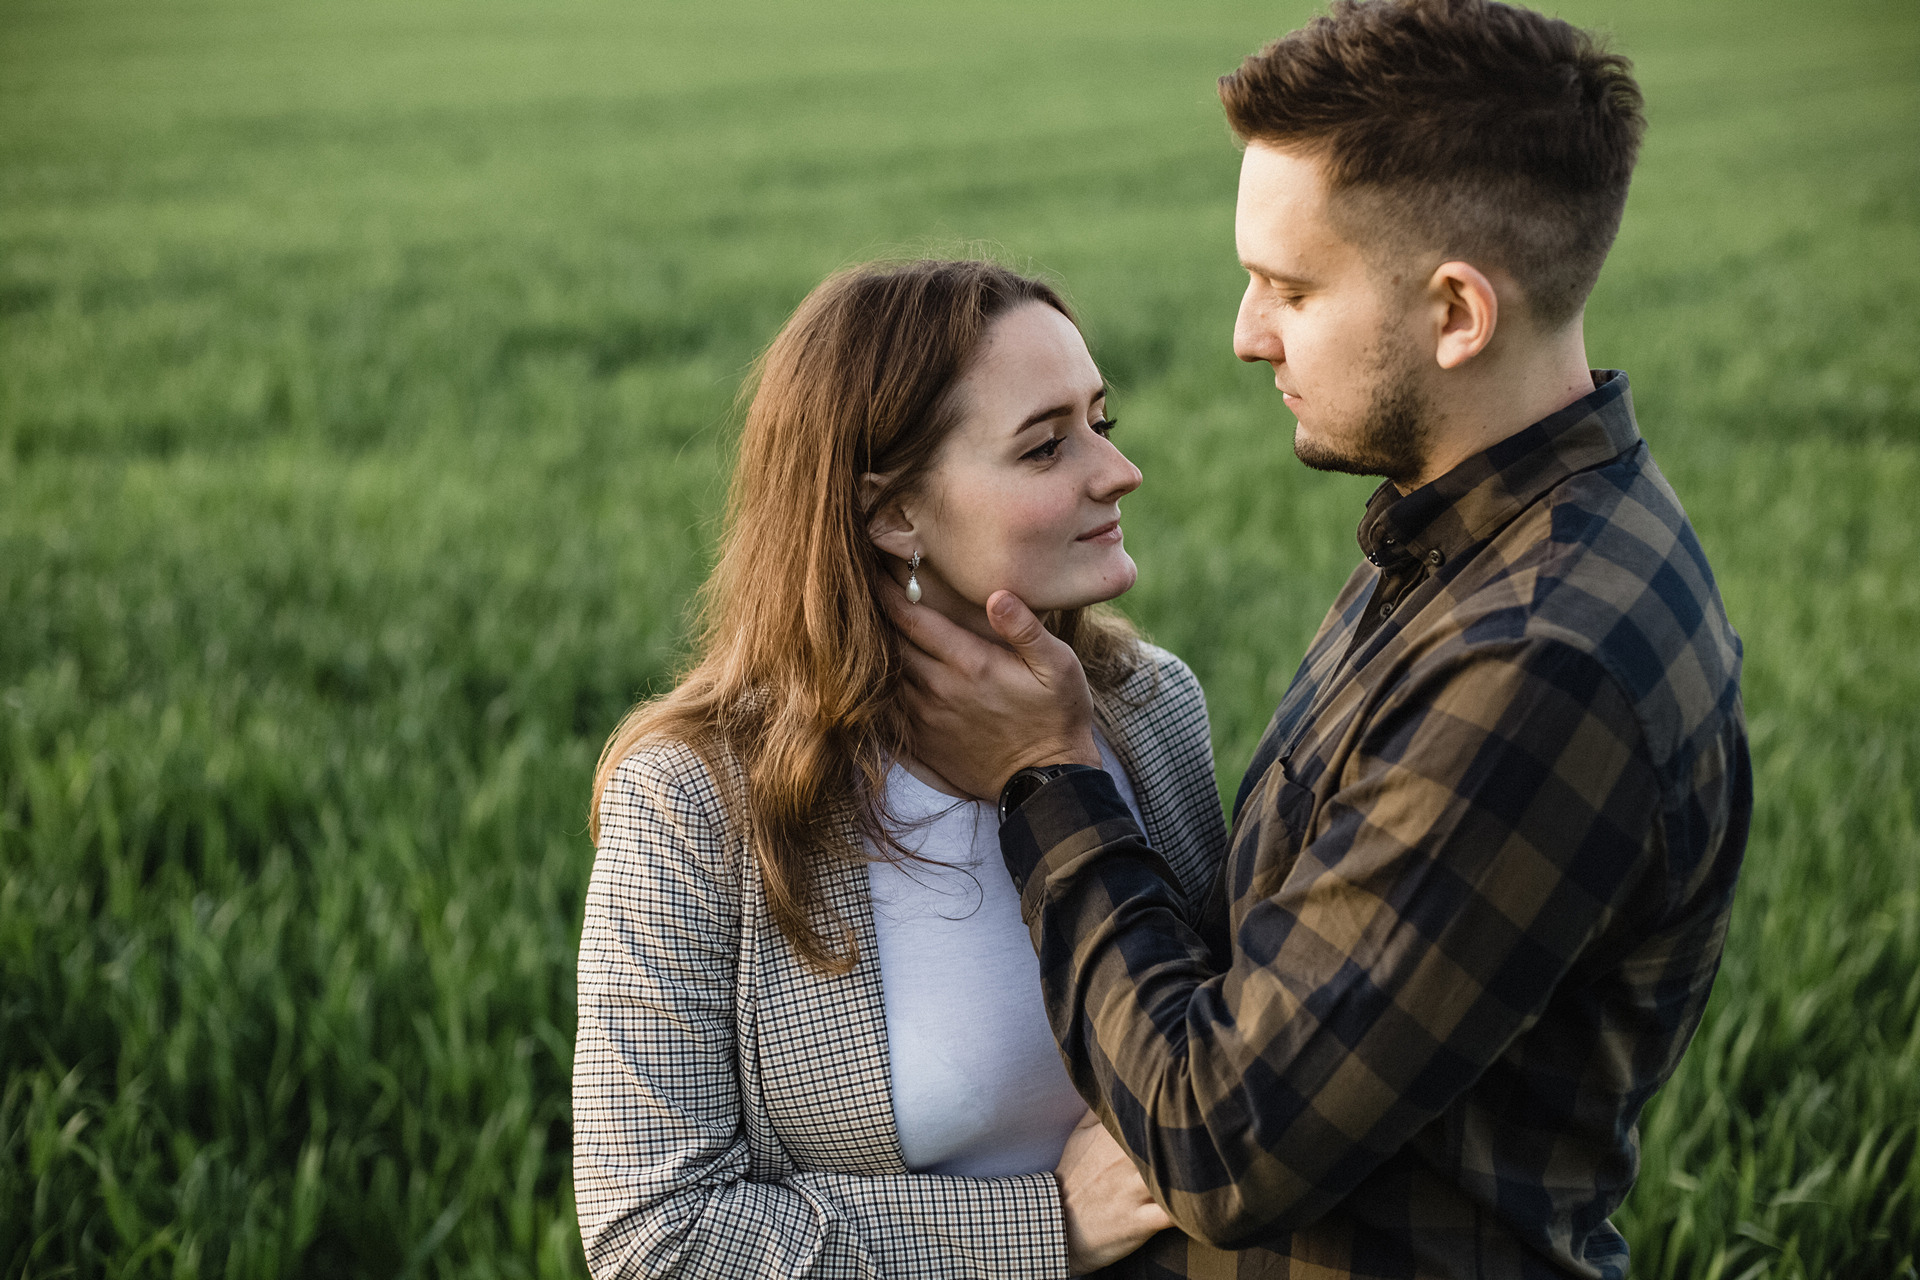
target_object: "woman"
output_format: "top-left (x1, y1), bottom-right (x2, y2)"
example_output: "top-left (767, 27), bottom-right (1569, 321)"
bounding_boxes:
top-left (573, 260), bottom-right (1227, 1277)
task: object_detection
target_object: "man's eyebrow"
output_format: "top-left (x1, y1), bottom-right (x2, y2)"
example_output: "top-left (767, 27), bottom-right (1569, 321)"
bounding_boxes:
top-left (1241, 259), bottom-right (1315, 287)
top-left (1015, 385), bottom-right (1107, 433)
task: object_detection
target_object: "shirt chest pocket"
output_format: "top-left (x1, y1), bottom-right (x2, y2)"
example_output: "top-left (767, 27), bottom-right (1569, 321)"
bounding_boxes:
top-left (1204, 754), bottom-right (1320, 944)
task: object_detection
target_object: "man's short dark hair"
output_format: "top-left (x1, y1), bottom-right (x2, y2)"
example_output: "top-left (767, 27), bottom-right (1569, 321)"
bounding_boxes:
top-left (1220, 0), bottom-right (1646, 329)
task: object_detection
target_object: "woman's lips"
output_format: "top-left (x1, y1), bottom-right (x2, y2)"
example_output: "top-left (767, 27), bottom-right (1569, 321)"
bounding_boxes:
top-left (1077, 520), bottom-right (1122, 544)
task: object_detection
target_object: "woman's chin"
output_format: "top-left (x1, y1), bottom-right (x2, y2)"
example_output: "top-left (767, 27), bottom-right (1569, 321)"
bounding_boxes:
top-left (1030, 557), bottom-right (1138, 612)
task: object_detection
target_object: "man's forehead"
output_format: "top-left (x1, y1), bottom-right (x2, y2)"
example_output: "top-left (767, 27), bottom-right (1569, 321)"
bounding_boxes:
top-left (1235, 144), bottom-right (1348, 270)
top-left (1238, 142), bottom-right (1327, 201)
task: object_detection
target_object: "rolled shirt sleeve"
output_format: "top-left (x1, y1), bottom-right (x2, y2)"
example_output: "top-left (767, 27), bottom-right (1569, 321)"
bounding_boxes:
top-left (1000, 638), bottom-right (1664, 1247)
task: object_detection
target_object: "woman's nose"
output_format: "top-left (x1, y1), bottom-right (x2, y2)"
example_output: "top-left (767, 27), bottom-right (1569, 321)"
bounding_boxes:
top-left (1092, 434), bottom-right (1143, 501)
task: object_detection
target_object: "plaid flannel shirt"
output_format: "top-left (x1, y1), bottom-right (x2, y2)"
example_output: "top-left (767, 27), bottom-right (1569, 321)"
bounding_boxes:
top-left (1001, 373), bottom-right (1751, 1279)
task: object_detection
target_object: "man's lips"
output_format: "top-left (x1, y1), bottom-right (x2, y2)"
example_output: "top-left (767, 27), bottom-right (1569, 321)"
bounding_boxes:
top-left (1077, 520), bottom-right (1122, 544)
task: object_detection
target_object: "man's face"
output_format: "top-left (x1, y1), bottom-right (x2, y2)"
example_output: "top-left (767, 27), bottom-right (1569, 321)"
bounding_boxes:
top-left (1233, 143), bottom-right (1431, 486)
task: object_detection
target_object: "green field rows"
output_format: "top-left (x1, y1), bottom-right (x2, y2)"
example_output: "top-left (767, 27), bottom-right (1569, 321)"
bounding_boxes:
top-left (3, 0), bottom-right (1917, 1275)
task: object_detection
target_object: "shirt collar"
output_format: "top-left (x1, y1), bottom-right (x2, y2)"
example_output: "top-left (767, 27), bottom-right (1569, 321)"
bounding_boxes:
top-left (1356, 370), bottom-right (1639, 570)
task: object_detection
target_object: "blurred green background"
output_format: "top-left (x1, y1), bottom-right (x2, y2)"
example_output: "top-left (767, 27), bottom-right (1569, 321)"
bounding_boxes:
top-left (2, 0), bottom-right (1916, 1275)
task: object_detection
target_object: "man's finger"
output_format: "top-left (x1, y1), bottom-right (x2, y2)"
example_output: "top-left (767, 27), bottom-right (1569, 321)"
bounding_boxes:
top-left (986, 589), bottom-right (1082, 689)
top-left (896, 636), bottom-right (964, 697)
top-left (894, 627), bottom-right (939, 675)
top-left (986, 590), bottom-right (1048, 650)
top-left (898, 659), bottom-right (938, 701)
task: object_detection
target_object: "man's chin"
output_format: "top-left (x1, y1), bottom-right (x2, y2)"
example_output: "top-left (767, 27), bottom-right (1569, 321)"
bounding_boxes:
top-left (1293, 428), bottom-right (1377, 478)
top-left (1294, 425), bottom-right (1422, 485)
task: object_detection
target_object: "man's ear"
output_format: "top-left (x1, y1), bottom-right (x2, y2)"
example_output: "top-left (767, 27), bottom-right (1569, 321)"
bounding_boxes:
top-left (1427, 260), bottom-right (1499, 370)
top-left (860, 472), bottom-right (919, 561)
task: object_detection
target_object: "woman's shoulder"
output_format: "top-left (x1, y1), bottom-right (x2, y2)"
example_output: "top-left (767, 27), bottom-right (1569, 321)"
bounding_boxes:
top-left (1105, 640), bottom-right (1208, 720)
top-left (586, 737), bottom-right (751, 972)
top-left (1100, 640), bottom-right (1227, 897)
top-left (596, 736), bottom-right (746, 876)
top-left (1137, 639), bottom-right (1201, 686)
top-left (602, 734), bottom-right (736, 810)
top-left (1098, 639), bottom-right (1213, 763)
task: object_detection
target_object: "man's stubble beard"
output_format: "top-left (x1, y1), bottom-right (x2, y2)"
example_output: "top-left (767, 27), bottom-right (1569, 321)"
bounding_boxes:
top-left (1292, 338), bottom-right (1431, 489)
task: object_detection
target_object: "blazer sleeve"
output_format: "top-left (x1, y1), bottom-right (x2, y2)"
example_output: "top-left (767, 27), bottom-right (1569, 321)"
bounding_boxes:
top-left (572, 743), bottom-right (1071, 1280)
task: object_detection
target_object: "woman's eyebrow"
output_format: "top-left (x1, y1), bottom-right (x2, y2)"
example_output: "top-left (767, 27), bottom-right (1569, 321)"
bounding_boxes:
top-left (1014, 386), bottom-right (1107, 434)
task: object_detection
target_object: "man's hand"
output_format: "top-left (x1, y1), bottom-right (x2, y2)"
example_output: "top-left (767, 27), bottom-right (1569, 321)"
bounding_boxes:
top-left (1053, 1109), bottom-right (1174, 1273)
top-left (885, 582), bottom-right (1099, 801)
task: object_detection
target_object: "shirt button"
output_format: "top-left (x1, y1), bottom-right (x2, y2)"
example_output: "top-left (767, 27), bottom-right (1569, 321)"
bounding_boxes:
top-left (1379, 601), bottom-right (1395, 618)
top-left (1427, 548), bottom-right (1445, 566)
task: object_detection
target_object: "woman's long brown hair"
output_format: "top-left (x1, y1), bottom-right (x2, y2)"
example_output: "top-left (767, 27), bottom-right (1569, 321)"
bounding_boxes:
top-left (590, 260), bottom-right (1139, 973)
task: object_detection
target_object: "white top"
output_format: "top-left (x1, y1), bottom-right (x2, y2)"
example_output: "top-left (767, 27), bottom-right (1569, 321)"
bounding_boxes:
top-left (865, 732), bottom-right (1146, 1177)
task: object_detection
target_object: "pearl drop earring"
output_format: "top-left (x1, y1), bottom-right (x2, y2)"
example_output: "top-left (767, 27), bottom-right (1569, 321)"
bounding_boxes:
top-left (906, 552), bottom-right (922, 604)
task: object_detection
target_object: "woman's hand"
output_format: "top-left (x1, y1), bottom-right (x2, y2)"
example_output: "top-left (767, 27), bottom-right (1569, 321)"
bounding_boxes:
top-left (1054, 1109), bottom-right (1174, 1274)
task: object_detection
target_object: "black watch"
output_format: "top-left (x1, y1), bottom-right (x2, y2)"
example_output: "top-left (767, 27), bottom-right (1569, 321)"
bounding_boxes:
top-left (997, 763), bottom-right (1084, 826)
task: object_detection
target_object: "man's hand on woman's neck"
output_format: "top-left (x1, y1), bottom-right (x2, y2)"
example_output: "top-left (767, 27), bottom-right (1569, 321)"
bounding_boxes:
top-left (884, 561), bottom-right (1027, 799)
top-left (885, 583), bottom-right (1100, 803)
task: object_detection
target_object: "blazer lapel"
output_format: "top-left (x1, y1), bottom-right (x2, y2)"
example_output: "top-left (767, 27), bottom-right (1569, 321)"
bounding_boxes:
top-left (752, 825), bottom-right (909, 1176)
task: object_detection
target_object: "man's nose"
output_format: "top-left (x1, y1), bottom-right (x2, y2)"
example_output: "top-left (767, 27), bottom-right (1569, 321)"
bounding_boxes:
top-left (1233, 284), bottom-right (1279, 365)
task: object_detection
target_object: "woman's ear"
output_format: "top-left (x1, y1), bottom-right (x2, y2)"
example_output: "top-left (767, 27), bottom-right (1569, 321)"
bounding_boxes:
top-left (860, 472), bottom-right (919, 561)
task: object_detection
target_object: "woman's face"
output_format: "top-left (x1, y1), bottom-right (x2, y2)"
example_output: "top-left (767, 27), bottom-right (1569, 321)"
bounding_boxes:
top-left (872, 302), bottom-right (1143, 625)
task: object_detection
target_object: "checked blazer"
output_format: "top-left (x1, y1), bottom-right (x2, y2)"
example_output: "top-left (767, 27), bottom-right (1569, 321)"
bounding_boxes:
top-left (574, 643), bottom-right (1228, 1279)
top-left (999, 373), bottom-right (1751, 1279)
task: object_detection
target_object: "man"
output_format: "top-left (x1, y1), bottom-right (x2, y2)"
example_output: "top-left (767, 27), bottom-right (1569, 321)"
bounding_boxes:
top-left (892, 1), bottom-right (1751, 1276)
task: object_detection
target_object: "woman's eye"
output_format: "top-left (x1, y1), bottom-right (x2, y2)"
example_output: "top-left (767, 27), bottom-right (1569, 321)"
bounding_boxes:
top-left (1021, 416), bottom-right (1116, 462)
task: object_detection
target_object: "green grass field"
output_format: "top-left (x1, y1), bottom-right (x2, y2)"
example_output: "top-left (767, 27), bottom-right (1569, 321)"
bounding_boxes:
top-left (3, 0), bottom-right (1916, 1275)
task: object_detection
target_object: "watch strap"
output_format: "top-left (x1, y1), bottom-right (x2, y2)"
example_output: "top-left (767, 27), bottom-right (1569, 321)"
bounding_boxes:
top-left (997, 763), bottom-right (1086, 826)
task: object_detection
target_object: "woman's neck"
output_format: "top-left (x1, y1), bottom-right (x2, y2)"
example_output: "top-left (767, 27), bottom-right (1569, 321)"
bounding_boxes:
top-left (890, 560), bottom-right (1006, 646)
top-left (886, 565), bottom-right (1014, 797)
top-left (897, 754), bottom-right (973, 799)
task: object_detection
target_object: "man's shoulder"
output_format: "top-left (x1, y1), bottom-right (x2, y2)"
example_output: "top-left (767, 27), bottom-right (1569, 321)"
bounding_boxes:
top-left (1455, 442), bottom-right (1744, 773)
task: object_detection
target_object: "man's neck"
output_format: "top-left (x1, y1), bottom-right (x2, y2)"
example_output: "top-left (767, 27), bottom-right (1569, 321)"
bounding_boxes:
top-left (1400, 320), bottom-right (1596, 494)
